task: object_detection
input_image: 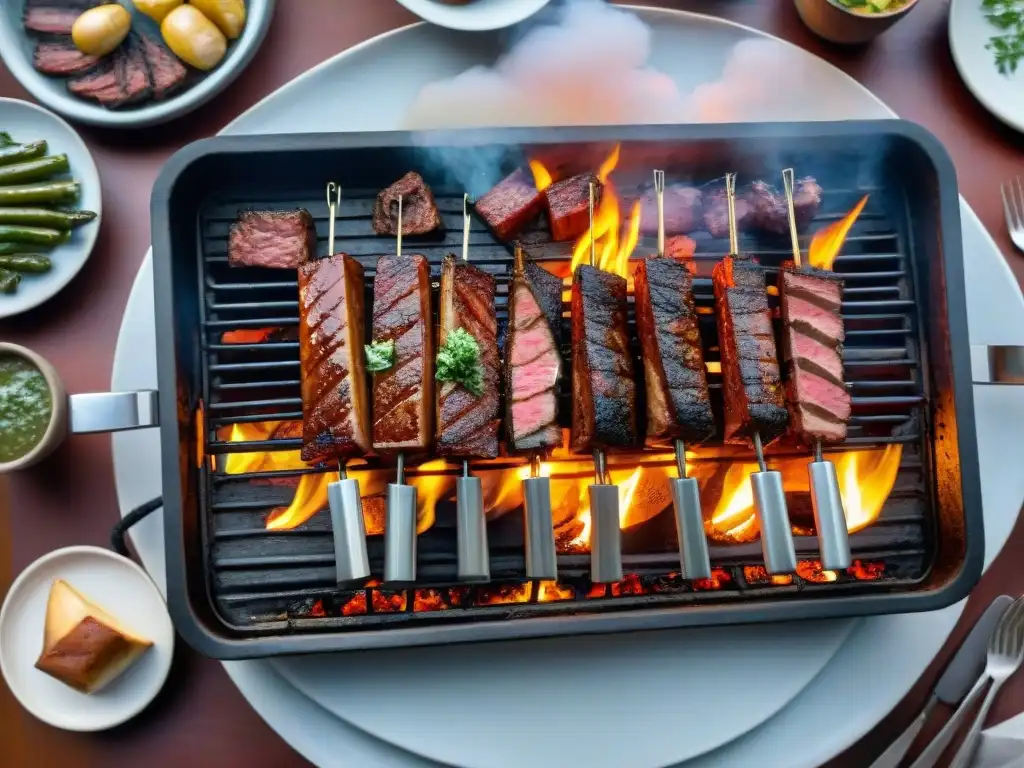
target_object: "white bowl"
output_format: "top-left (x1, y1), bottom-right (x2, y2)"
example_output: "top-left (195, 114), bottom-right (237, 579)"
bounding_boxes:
top-left (394, 0), bottom-right (553, 31)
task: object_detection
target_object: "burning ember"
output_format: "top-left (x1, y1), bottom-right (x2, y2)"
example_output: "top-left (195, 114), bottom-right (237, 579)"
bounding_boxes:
top-left (796, 561), bottom-right (839, 583)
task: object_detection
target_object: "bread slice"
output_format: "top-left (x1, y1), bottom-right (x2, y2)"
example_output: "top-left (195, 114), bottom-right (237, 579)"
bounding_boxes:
top-left (34, 579), bottom-right (153, 694)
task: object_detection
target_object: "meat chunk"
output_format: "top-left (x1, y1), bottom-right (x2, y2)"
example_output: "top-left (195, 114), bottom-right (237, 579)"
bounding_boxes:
top-left (67, 59), bottom-right (121, 107)
top-left (372, 172), bottom-right (442, 236)
top-left (570, 265), bottom-right (636, 452)
top-left (506, 259), bottom-right (563, 453)
top-left (371, 254), bottom-right (434, 453)
top-left (546, 172), bottom-right (600, 242)
top-left (713, 257), bottom-right (788, 445)
top-left (435, 256), bottom-right (500, 458)
top-left (665, 235), bottom-right (697, 260)
top-left (475, 168), bottom-right (544, 241)
top-left (23, 0), bottom-right (97, 34)
top-left (33, 40), bottom-right (100, 77)
top-left (298, 253), bottom-right (372, 463)
top-left (138, 32), bottom-right (187, 100)
top-left (748, 178), bottom-right (822, 235)
top-left (114, 34), bottom-right (152, 107)
top-left (228, 210), bottom-right (317, 269)
top-left (634, 255), bottom-right (714, 447)
top-left (703, 186), bottom-right (754, 239)
top-left (779, 264), bottom-right (849, 444)
top-left (639, 185), bottom-right (703, 236)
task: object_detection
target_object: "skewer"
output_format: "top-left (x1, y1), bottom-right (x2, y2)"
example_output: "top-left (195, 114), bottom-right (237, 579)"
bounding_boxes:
top-left (383, 193), bottom-right (418, 584)
top-left (654, 169), bottom-right (712, 580)
top-left (320, 181), bottom-right (370, 586)
top-left (455, 193), bottom-right (490, 582)
top-left (515, 242), bottom-right (559, 580)
top-left (586, 181), bottom-right (623, 584)
top-left (725, 174), bottom-right (797, 575)
top-left (782, 169), bottom-right (851, 571)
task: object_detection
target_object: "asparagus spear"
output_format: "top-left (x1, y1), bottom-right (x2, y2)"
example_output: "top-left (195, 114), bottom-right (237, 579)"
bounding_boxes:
top-left (0, 254), bottom-right (51, 273)
top-left (0, 181), bottom-right (79, 206)
top-left (0, 243), bottom-right (46, 256)
top-left (0, 268), bottom-right (21, 294)
top-left (0, 208), bottom-right (96, 230)
top-left (0, 155), bottom-right (69, 185)
top-left (0, 138), bottom-right (47, 168)
top-left (0, 225), bottom-right (69, 246)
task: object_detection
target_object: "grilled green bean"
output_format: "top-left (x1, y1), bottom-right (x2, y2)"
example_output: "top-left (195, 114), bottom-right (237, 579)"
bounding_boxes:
top-left (0, 243), bottom-right (46, 256)
top-left (0, 181), bottom-right (79, 206)
top-left (0, 155), bottom-right (69, 185)
top-left (0, 226), bottom-right (69, 246)
top-left (0, 254), bottom-right (51, 273)
top-left (0, 139), bottom-right (47, 168)
top-left (0, 268), bottom-right (21, 294)
top-left (0, 207), bottom-right (96, 230)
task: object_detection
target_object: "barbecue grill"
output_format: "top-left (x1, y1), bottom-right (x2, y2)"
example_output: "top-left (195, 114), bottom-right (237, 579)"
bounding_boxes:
top-left (122, 121), bottom-right (988, 658)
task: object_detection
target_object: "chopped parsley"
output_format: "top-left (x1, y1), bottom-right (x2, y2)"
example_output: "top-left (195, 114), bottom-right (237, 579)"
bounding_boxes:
top-left (436, 328), bottom-right (484, 397)
top-left (983, 0), bottom-right (1024, 75)
top-left (365, 339), bottom-right (395, 373)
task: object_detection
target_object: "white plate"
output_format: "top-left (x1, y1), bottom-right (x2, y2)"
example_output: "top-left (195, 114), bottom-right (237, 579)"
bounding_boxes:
top-left (395, 0), bottom-right (553, 31)
top-left (0, 545), bottom-right (175, 732)
top-left (949, 0), bottom-right (1024, 134)
top-left (0, 98), bottom-right (100, 319)
top-left (111, 5), bottom-right (1024, 768)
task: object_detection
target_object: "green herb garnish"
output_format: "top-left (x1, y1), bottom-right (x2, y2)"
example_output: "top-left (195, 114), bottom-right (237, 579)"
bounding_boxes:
top-left (365, 339), bottom-right (396, 373)
top-left (983, 0), bottom-right (1024, 75)
top-left (435, 327), bottom-right (484, 396)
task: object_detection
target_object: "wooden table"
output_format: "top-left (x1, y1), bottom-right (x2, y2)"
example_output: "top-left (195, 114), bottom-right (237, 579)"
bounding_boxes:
top-left (1, 1), bottom-right (1023, 765)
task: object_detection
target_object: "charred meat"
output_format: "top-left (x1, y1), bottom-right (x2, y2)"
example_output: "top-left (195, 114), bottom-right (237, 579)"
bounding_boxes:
top-left (114, 34), bottom-right (152, 107)
top-left (713, 257), bottom-right (788, 445)
top-left (704, 186), bottom-right (754, 239)
top-left (639, 185), bottom-right (703, 236)
top-left (779, 264), bottom-right (849, 444)
top-left (475, 168), bottom-right (545, 241)
top-left (138, 31), bottom-right (187, 100)
top-left (228, 209), bottom-right (317, 269)
top-left (371, 254), bottom-right (435, 453)
top-left (298, 253), bottom-right (372, 462)
top-left (748, 178), bottom-right (822, 235)
top-left (506, 259), bottom-right (563, 453)
top-left (23, 0), bottom-right (97, 34)
top-left (372, 172), bottom-right (442, 236)
top-left (33, 40), bottom-right (99, 77)
top-left (570, 265), bottom-right (636, 452)
top-left (546, 172), bottom-right (600, 242)
top-left (634, 256), bottom-right (714, 446)
top-left (436, 256), bottom-right (500, 459)
top-left (67, 58), bottom-right (121, 108)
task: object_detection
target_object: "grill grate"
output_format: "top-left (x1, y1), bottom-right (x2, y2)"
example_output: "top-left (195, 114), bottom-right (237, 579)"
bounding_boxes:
top-left (196, 175), bottom-right (933, 633)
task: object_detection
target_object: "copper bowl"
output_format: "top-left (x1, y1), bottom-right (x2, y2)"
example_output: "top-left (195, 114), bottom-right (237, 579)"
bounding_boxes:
top-left (794, 0), bottom-right (920, 45)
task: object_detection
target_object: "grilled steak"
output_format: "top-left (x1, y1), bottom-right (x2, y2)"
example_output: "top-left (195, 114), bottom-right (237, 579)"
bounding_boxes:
top-left (138, 32), bottom-right (186, 100)
top-left (371, 254), bottom-right (434, 453)
top-left (475, 168), bottom-right (544, 241)
top-left (546, 172), bottom-right (600, 242)
top-left (114, 34), bottom-right (151, 107)
top-left (665, 235), bottom-right (697, 259)
top-left (570, 265), bottom-right (636, 452)
top-left (506, 259), bottom-right (563, 453)
top-left (67, 58), bottom-right (120, 107)
top-left (23, 0), bottom-right (96, 34)
top-left (228, 210), bottom-right (317, 269)
top-left (372, 172), bottom-right (442, 236)
top-left (639, 185), bottom-right (703, 236)
top-left (33, 40), bottom-right (99, 76)
top-left (703, 186), bottom-right (754, 239)
top-left (634, 255), bottom-right (714, 447)
top-left (748, 178), bottom-right (822, 235)
top-left (779, 263), bottom-right (849, 444)
top-left (298, 253), bottom-right (372, 462)
top-left (436, 256), bottom-right (500, 458)
top-left (713, 257), bottom-right (788, 445)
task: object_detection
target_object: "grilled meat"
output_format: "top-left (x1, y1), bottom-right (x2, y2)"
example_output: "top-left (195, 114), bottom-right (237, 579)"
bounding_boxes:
top-left (634, 255), bottom-right (714, 446)
top-left (570, 265), bottom-right (636, 452)
top-left (475, 168), bottom-right (544, 241)
top-left (665, 235), bottom-right (697, 259)
top-left (371, 253), bottom-right (435, 453)
top-left (114, 34), bottom-right (151, 107)
top-left (546, 172), bottom-right (600, 242)
top-left (713, 257), bottom-right (788, 445)
top-left (506, 259), bottom-right (563, 453)
top-left (779, 263), bottom-right (849, 444)
top-left (704, 186), bottom-right (754, 239)
top-left (748, 178), bottom-right (822, 235)
top-left (138, 32), bottom-right (187, 100)
top-left (639, 185), bottom-right (703, 236)
top-left (372, 172), bottom-right (442, 236)
top-left (67, 58), bottom-right (120, 107)
top-left (33, 40), bottom-right (99, 76)
top-left (298, 253), bottom-right (372, 462)
top-left (228, 210), bottom-right (317, 269)
top-left (23, 0), bottom-right (97, 34)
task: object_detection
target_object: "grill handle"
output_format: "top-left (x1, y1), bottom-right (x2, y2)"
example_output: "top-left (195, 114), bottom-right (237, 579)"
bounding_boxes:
top-left (69, 391), bottom-right (159, 434)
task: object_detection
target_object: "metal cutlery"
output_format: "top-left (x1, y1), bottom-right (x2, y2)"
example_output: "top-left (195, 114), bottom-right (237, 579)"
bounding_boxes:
top-left (868, 595), bottom-right (1012, 768)
top-left (1002, 177), bottom-right (1024, 254)
top-left (910, 595), bottom-right (1024, 768)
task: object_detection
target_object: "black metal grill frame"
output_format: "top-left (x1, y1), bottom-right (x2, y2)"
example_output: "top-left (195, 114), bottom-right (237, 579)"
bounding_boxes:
top-left (152, 122), bottom-right (982, 659)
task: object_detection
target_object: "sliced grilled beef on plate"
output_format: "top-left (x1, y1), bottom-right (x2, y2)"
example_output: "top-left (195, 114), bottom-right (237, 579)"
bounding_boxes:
top-left (114, 34), bottom-right (151, 107)
top-left (33, 40), bottom-right (99, 76)
top-left (372, 172), bottom-right (442, 236)
top-left (67, 57), bottom-right (121, 107)
top-left (138, 31), bottom-right (187, 100)
top-left (228, 209), bottom-right (317, 269)
top-left (748, 178), bottom-right (822, 235)
top-left (23, 0), bottom-right (97, 34)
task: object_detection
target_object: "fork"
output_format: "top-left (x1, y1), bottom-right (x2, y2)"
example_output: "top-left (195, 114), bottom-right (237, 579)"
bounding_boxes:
top-left (1002, 177), bottom-right (1024, 254)
top-left (946, 596), bottom-right (1024, 768)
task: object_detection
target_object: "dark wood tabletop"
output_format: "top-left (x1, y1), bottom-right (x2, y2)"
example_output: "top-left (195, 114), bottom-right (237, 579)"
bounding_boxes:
top-left (2, 0), bottom-right (1024, 765)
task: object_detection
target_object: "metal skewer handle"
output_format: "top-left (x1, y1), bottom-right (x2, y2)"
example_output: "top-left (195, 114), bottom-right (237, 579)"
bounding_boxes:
top-left (670, 440), bottom-right (712, 580)
top-left (384, 454), bottom-right (417, 584)
top-left (457, 460), bottom-right (490, 582)
top-left (750, 433), bottom-right (797, 574)
top-left (589, 450), bottom-right (623, 584)
top-left (523, 456), bottom-right (558, 580)
top-left (808, 444), bottom-right (852, 571)
top-left (327, 462), bottom-right (371, 586)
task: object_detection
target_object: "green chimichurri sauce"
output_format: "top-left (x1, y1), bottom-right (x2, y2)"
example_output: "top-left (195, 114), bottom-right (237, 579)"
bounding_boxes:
top-left (0, 355), bottom-right (52, 463)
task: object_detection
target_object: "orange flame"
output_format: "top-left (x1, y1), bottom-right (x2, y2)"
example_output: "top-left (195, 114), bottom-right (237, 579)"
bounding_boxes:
top-left (808, 195), bottom-right (869, 271)
top-left (797, 561), bottom-right (838, 583)
top-left (529, 160), bottom-right (553, 192)
top-left (569, 466), bottom-right (644, 550)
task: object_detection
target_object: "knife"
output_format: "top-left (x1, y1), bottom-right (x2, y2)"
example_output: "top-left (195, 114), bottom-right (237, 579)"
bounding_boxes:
top-left (869, 594), bottom-right (1013, 768)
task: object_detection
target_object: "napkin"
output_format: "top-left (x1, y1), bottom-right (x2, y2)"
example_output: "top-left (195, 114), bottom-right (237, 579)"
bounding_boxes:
top-left (972, 712), bottom-right (1024, 767)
